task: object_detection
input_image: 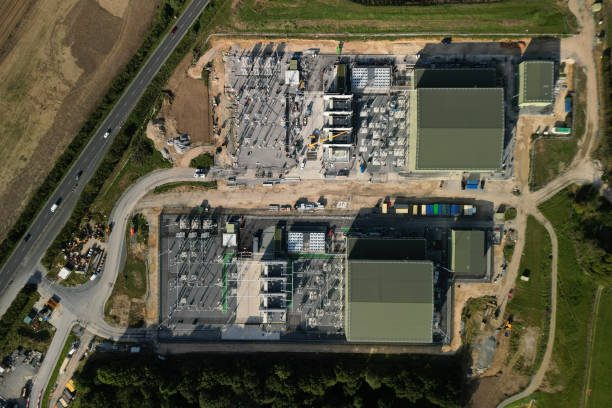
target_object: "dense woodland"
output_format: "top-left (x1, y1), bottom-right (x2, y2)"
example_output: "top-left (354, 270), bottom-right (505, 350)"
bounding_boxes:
top-left (72, 353), bottom-right (464, 408)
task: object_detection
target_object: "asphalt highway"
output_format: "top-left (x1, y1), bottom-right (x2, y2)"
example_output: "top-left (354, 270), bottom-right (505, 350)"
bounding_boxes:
top-left (0, 0), bottom-right (210, 311)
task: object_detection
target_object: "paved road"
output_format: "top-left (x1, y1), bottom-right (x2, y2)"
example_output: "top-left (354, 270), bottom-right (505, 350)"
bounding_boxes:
top-left (0, 0), bottom-right (210, 317)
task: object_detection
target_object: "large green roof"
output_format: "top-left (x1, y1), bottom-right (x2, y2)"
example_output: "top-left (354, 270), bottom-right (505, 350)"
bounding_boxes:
top-left (345, 260), bottom-right (433, 343)
top-left (451, 230), bottom-right (487, 277)
top-left (347, 237), bottom-right (426, 260)
top-left (414, 68), bottom-right (496, 88)
top-left (415, 88), bottom-right (504, 171)
top-left (518, 61), bottom-right (554, 106)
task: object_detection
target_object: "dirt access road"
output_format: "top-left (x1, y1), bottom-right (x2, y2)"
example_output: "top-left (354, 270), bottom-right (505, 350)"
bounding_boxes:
top-left (0, 0), bottom-right (160, 242)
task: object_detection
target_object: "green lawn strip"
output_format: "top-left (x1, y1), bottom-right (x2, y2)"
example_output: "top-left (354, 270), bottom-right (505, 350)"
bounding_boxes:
top-left (586, 288), bottom-right (612, 408)
top-left (41, 330), bottom-right (77, 408)
top-left (532, 189), bottom-right (597, 407)
top-left (236, 0), bottom-right (576, 34)
top-left (152, 181), bottom-right (217, 195)
top-left (505, 216), bottom-right (551, 372)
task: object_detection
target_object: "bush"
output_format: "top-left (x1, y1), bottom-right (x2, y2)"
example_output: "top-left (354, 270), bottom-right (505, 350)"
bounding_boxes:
top-left (504, 207), bottom-right (517, 221)
top-left (189, 153), bottom-right (214, 169)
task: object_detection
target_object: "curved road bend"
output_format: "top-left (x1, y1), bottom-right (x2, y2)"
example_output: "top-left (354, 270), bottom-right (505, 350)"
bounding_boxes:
top-left (0, 0), bottom-right (211, 317)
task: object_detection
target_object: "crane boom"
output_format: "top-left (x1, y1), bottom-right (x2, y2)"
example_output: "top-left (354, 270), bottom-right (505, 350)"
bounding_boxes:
top-left (308, 129), bottom-right (349, 148)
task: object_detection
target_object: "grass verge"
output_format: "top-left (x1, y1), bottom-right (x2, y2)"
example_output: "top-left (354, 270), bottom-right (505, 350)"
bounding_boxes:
top-left (585, 287), bottom-right (612, 408)
top-left (153, 180), bottom-right (217, 194)
top-left (235, 0), bottom-right (576, 35)
top-left (529, 188), bottom-right (598, 407)
top-left (41, 330), bottom-right (77, 408)
top-left (505, 216), bottom-right (551, 373)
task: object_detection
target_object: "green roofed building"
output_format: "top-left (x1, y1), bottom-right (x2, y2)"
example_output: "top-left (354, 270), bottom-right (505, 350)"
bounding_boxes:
top-left (345, 259), bottom-right (434, 343)
top-left (413, 68), bottom-right (496, 89)
top-left (451, 230), bottom-right (487, 278)
top-left (518, 61), bottom-right (554, 107)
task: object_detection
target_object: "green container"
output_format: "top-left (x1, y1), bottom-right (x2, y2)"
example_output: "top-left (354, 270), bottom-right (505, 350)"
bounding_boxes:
top-left (434, 204), bottom-right (439, 214)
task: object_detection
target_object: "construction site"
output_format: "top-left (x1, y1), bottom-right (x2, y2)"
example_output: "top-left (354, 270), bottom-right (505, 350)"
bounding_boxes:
top-left (208, 40), bottom-right (567, 184)
top-left (157, 200), bottom-right (496, 345)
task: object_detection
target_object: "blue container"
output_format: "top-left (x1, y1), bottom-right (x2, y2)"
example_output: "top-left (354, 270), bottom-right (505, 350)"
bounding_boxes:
top-left (451, 205), bottom-right (460, 215)
top-left (565, 97), bottom-right (572, 113)
top-left (426, 205), bottom-right (434, 215)
top-left (467, 184), bottom-right (478, 189)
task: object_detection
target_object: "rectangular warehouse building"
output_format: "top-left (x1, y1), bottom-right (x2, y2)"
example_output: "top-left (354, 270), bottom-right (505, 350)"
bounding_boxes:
top-left (410, 87), bottom-right (504, 172)
top-left (345, 259), bottom-right (433, 343)
top-left (451, 229), bottom-right (488, 278)
top-left (518, 61), bottom-right (554, 108)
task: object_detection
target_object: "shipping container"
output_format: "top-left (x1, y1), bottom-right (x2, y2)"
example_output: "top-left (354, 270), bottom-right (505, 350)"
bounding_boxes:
top-left (565, 96), bottom-right (572, 113)
top-left (433, 204), bottom-right (439, 214)
top-left (413, 205), bottom-right (419, 215)
top-left (467, 183), bottom-right (479, 189)
top-left (426, 205), bottom-right (434, 215)
top-left (421, 204), bottom-right (427, 215)
top-left (451, 204), bottom-right (461, 216)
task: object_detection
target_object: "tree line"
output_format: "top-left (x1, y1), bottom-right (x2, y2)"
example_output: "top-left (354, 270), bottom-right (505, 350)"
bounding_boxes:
top-left (568, 185), bottom-right (612, 281)
top-left (72, 352), bottom-right (464, 408)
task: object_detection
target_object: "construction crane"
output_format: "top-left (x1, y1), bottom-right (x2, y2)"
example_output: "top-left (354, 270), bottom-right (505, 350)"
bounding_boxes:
top-left (308, 129), bottom-right (349, 149)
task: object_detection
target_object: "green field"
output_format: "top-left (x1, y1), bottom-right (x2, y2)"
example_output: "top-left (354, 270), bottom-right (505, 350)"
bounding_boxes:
top-left (234, 0), bottom-right (576, 34)
top-left (530, 188), bottom-right (598, 407)
top-left (586, 288), bottom-right (612, 408)
top-left (505, 216), bottom-right (551, 371)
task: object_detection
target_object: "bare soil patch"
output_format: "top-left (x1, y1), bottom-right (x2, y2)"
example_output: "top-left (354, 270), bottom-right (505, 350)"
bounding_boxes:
top-left (164, 53), bottom-right (212, 145)
top-left (0, 0), bottom-right (160, 242)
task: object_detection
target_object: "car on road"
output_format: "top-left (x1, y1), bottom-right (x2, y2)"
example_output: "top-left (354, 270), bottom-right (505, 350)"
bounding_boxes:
top-left (171, 26), bottom-right (178, 34)
top-left (50, 198), bottom-right (62, 213)
top-left (75, 170), bottom-right (83, 181)
top-left (103, 128), bottom-right (112, 139)
top-left (24, 233), bottom-right (31, 242)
